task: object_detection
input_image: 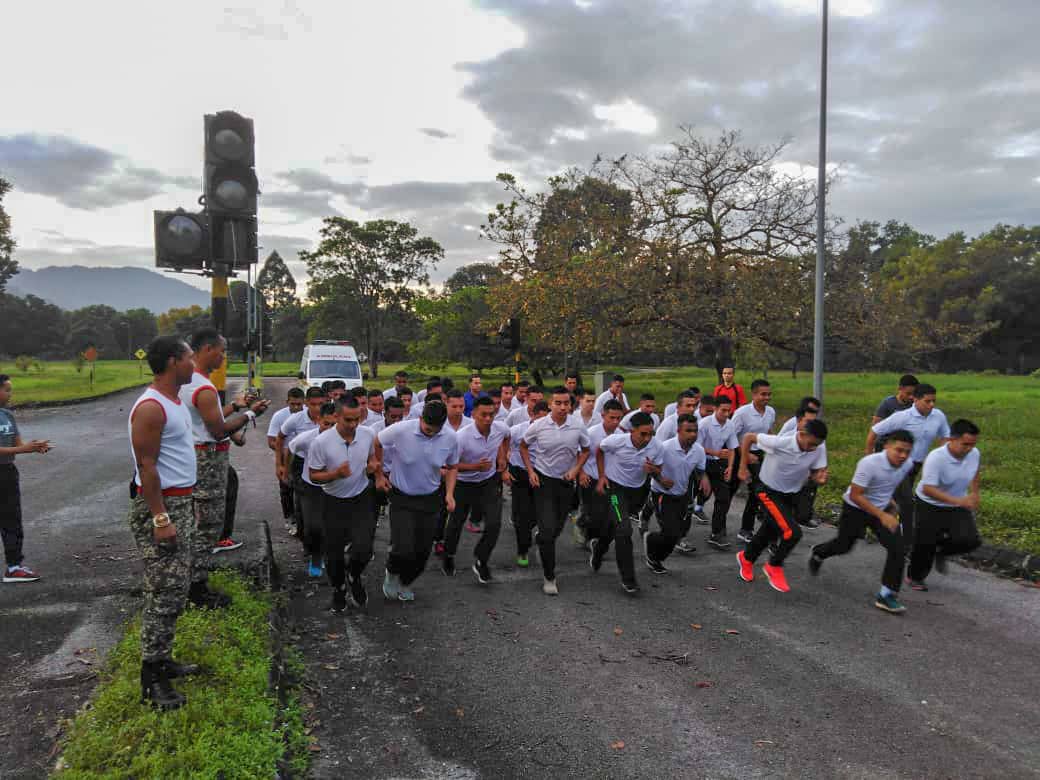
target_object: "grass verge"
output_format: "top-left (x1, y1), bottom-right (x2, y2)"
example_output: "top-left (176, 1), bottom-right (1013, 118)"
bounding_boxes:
top-left (55, 570), bottom-right (309, 779)
top-left (1, 360), bottom-right (147, 405)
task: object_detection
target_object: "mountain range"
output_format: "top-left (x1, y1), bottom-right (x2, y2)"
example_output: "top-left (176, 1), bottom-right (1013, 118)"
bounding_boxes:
top-left (7, 266), bottom-right (210, 314)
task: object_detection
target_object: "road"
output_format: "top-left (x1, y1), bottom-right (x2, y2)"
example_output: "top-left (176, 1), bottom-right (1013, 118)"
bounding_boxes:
top-left (2, 378), bottom-right (1038, 779)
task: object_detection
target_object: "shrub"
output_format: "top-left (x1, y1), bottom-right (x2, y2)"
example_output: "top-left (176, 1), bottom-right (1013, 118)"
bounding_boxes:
top-left (14, 355), bottom-right (33, 373)
top-left (72, 353), bottom-right (86, 373)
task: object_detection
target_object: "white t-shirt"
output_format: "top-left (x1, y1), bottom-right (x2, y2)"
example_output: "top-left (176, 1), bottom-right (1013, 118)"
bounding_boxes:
top-left (594, 389), bottom-right (629, 415)
top-left (293, 427), bottom-right (323, 486)
top-left (456, 421), bottom-right (510, 483)
top-left (730, 403), bottom-right (776, 452)
top-left (697, 415), bottom-right (739, 460)
top-left (619, 410), bottom-right (660, 432)
top-left (522, 414), bottom-right (591, 479)
top-left (756, 432), bottom-right (828, 494)
top-left (582, 422), bottom-right (617, 480)
top-left (179, 371), bottom-right (225, 444)
top-left (267, 406), bottom-right (293, 439)
top-left (377, 418), bottom-right (458, 495)
top-left (843, 452), bottom-right (915, 510)
top-left (308, 425), bottom-right (376, 499)
top-left (652, 437), bottom-right (707, 497)
top-left (872, 406), bottom-right (951, 464)
top-left (915, 445), bottom-right (981, 508)
top-left (508, 420), bottom-right (532, 469)
top-left (599, 432), bottom-right (663, 489)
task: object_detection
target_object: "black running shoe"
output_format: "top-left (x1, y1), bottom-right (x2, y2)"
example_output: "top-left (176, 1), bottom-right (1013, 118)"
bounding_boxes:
top-left (441, 556), bottom-right (456, 577)
top-left (707, 533), bottom-right (731, 551)
top-left (347, 574), bottom-right (367, 607)
top-left (589, 538), bottom-right (604, 572)
top-left (808, 545), bottom-right (823, 576)
top-left (736, 529), bottom-right (753, 544)
top-left (645, 555), bottom-right (667, 575)
top-left (934, 552), bottom-right (948, 574)
top-left (621, 579), bottom-right (640, 594)
top-left (799, 516), bottom-right (822, 529)
top-left (472, 559), bottom-right (492, 584)
top-left (331, 585), bottom-right (347, 613)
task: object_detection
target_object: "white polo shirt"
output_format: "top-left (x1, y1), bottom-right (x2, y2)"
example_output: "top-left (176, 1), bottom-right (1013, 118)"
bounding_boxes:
top-left (778, 416), bottom-right (798, 436)
top-left (293, 427), bottom-right (323, 486)
top-left (494, 404), bottom-right (510, 423)
top-left (652, 437), bottom-right (707, 497)
top-left (697, 415), bottom-right (739, 461)
top-left (446, 416), bottom-right (474, 433)
top-left (508, 420), bottom-right (532, 468)
top-left (731, 403), bottom-right (776, 452)
top-left (456, 421), bottom-right (510, 483)
top-left (267, 406), bottom-right (293, 439)
top-left (308, 425), bottom-right (376, 499)
top-left (570, 409), bottom-right (603, 430)
top-left (362, 408), bottom-right (382, 427)
top-left (522, 414), bottom-right (590, 479)
top-left (664, 401), bottom-right (678, 419)
top-left (179, 371), bottom-right (226, 444)
top-left (599, 432), bottom-right (663, 489)
top-left (281, 409), bottom-right (320, 450)
top-left (594, 389), bottom-right (629, 415)
top-left (843, 452), bottom-right (915, 510)
top-left (915, 444), bottom-right (981, 508)
top-left (383, 386), bottom-right (404, 400)
top-left (377, 418), bottom-right (459, 495)
top-left (756, 432), bottom-right (828, 494)
top-left (415, 388), bottom-right (428, 403)
top-left (872, 405), bottom-right (951, 464)
top-left (619, 410), bottom-right (660, 432)
top-left (582, 422), bottom-right (617, 480)
top-left (506, 406), bottom-right (534, 427)
top-left (510, 396), bottom-right (524, 411)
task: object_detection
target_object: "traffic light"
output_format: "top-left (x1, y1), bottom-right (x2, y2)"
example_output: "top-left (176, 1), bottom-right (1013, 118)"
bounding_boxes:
top-left (154, 209), bottom-right (209, 270)
top-left (204, 111), bottom-right (257, 217)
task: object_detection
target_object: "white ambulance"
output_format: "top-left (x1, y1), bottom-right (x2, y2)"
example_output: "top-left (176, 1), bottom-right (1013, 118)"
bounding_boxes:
top-left (299, 341), bottom-right (364, 389)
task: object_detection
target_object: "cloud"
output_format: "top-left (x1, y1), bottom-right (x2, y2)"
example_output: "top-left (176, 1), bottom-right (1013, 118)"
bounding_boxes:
top-left (0, 134), bottom-right (192, 210)
top-left (418, 128), bottom-right (455, 139)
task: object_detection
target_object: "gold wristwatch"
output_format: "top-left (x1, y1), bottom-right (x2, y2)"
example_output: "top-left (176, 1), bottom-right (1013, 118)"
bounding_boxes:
top-left (152, 512), bottom-right (172, 529)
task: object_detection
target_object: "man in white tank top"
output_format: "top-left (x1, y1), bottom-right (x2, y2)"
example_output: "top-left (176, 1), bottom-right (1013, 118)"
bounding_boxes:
top-left (179, 329), bottom-right (269, 609)
top-left (127, 336), bottom-right (199, 711)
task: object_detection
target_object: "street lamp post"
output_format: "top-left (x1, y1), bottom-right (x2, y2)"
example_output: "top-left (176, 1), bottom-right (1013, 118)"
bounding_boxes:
top-left (813, 0), bottom-right (829, 404)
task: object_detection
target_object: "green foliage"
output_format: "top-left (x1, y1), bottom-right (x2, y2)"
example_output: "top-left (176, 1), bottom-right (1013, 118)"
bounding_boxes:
top-left (0, 293), bottom-right (66, 357)
top-left (157, 305), bottom-right (210, 340)
top-left (256, 250), bottom-right (298, 312)
top-left (0, 177), bottom-right (17, 294)
top-left (269, 303), bottom-right (312, 363)
top-left (56, 571), bottom-right (307, 779)
top-left (14, 354), bottom-right (32, 373)
top-left (410, 285), bottom-right (513, 371)
top-left (71, 354), bottom-right (85, 373)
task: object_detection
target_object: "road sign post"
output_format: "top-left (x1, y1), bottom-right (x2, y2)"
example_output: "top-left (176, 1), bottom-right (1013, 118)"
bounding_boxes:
top-left (135, 348), bottom-right (147, 377)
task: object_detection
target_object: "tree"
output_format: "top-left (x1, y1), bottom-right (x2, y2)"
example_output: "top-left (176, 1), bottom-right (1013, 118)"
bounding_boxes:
top-left (256, 250), bottom-right (297, 311)
top-left (271, 302), bottom-right (312, 363)
top-left (0, 293), bottom-right (65, 357)
top-left (410, 286), bottom-right (513, 370)
top-left (123, 308), bottom-right (158, 358)
top-left (301, 217), bottom-right (442, 379)
top-left (0, 177), bottom-right (18, 294)
top-left (66, 304), bottom-right (122, 355)
top-left (443, 262), bottom-right (503, 294)
top-left (157, 305), bottom-right (211, 341)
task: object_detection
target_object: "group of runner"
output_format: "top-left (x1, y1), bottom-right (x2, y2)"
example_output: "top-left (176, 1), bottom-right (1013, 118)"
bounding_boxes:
top-left (267, 367), bottom-right (982, 617)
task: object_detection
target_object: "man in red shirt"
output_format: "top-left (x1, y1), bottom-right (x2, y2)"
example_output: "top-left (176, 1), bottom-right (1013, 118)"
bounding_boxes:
top-left (713, 366), bottom-right (747, 409)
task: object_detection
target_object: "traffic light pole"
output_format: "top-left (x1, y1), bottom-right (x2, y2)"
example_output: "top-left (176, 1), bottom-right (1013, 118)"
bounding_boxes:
top-left (211, 274), bottom-right (229, 404)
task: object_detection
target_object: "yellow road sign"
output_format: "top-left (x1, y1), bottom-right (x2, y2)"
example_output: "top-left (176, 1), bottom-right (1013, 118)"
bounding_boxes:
top-left (134, 349), bottom-right (147, 360)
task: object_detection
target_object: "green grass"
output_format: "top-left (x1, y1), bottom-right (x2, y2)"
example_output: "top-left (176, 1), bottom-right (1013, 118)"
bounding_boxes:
top-left (378, 362), bottom-right (1040, 556)
top-left (0, 360), bottom-right (148, 404)
top-left (227, 361), bottom-right (299, 378)
top-left (56, 571), bottom-right (307, 779)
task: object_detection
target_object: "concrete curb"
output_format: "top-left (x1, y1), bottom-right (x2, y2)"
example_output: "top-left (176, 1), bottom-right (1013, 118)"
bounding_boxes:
top-left (11, 382), bottom-right (149, 410)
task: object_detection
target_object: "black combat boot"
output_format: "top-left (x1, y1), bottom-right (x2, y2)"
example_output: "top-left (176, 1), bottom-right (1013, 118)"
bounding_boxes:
top-left (141, 660), bottom-right (186, 711)
top-left (188, 581), bottom-right (231, 609)
top-left (164, 659), bottom-right (202, 678)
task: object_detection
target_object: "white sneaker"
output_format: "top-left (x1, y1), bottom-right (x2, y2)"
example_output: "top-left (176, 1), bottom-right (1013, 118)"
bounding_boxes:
top-left (382, 570), bottom-right (401, 600)
top-left (542, 577), bottom-right (559, 596)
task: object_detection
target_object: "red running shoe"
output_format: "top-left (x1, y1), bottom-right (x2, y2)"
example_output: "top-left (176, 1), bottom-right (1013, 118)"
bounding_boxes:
top-left (212, 538), bottom-right (243, 554)
top-left (465, 521), bottom-right (482, 534)
top-left (433, 541), bottom-right (446, 556)
top-left (762, 563), bottom-right (791, 593)
top-left (3, 565), bottom-right (40, 583)
top-left (736, 551), bottom-right (754, 582)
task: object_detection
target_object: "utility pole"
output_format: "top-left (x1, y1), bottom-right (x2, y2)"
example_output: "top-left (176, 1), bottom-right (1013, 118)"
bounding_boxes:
top-left (813, 0), bottom-right (829, 404)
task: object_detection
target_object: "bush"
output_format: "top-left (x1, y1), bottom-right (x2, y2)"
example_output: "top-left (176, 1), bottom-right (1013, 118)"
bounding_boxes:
top-left (14, 355), bottom-right (32, 373)
top-left (1031, 368), bottom-right (1040, 379)
top-left (71, 353), bottom-right (86, 373)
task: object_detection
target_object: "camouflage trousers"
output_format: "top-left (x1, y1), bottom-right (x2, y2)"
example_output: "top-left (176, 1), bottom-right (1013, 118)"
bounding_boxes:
top-left (193, 446), bottom-right (229, 585)
top-left (127, 494), bottom-right (195, 663)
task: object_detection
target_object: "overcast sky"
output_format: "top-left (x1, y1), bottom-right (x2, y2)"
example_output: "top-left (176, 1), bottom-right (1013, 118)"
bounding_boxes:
top-left (2, 0), bottom-right (1037, 291)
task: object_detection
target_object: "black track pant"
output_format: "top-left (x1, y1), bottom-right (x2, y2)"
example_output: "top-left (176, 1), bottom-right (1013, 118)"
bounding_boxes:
top-left (290, 456), bottom-right (306, 538)
top-left (908, 498), bottom-right (981, 582)
top-left (222, 465), bottom-right (238, 540)
top-left (278, 477), bottom-right (294, 519)
top-left (706, 460), bottom-right (733, 535)
top-left (745, 484), bottom-right (802, 566)
top-left (299, 481), bottom-right (325, 561)
top-left (739, 454), bottom-right (764, 533)
top-left (892, 462), bottom-right (922, 548)
top-left (590, 481), bottom-right (648, 584)
top-left (814, 502), bottom-right (904, 590)
top-left (647, 492), bottom-right (692, 562)
top-left (532, 472), bottom-right (575, 580)
top-left (385, 490), bottom-right (442, 585)
top-left (0, 465), bottom-right (24, 568)
top-left (509, 465), bottom-right (536, 554)
top-left (445, 477), bottom-right (502, 563)
top-left (324, 488), bottom-right (376, 589)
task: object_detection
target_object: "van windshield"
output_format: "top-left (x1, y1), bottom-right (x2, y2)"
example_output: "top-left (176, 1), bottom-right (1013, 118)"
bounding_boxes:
top-left (308, 360), bottom-right (361, 379)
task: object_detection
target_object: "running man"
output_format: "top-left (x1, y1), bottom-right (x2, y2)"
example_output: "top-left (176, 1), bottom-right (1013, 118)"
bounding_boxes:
top-left (0, 374), bottom-right (51, 584)
top-left (697, 396), bottom-right (738, 550)
top-left (463, 373), bottom-right (485, 417)
top-left (511, 380), bottom-right (530, 411)
top-left (500, 382), bottom-right (516, 413)
top-left (664, 387), bottom-right (700, 419)
top-left (729, 379), bottom-right (776, 544)
top-left (365, 389), bottom-right (384, 426)
top-left (489, 387), bottom-right (509, 423)
top-left (308, 396), bottom-right (380, 612)
top-left (521, 387), bottom-right (591, 595)
top-left (867, 383), bottom-right (950, 547)
top-left (655, 390), bottom-right (699, 441)
top-left (778, 396), bottom-right (821, 435)
top-left (375, 400), bottom-right (459, 602)
top-left (646, 414), bottom-right (709, 572)
top-left (383, 370), bottom-right (409, 400)
top-left (290, 402), bottom-right (338, 577)
top-left (620, 394), bottom-right (660, 431)
top-left (267, 387), bottom-right (305, 534)
top-left (809, 430), bottom-right (915, 613)
top-left (576, 399), bottom-right (624, 549)
top-left (593, 412), bottom-right (664, 593)
top-left (277, 387), bottom-right (327, 538)
top-left (507, 400), bottom-right (549, 567)
top-left (907, 419), bottom-right (982, 591)
top-left (571, 389), bottom-right (602, 429)
top-left (442, 397), bottom-right (510, 583)
top-left (594, 374), bottom-right (630, 415)
top-left (871, 374), bottom-right (919, 426)
top-left (713, 365), bottom-right (747, 409)
top-left (506, 384), bottom-right (544, 426)
top-left (127, 336), bottom-right (201, 710)
top-left (735, 419), bottom-right (828, 593)
top-left (180, 329), bottom-right (268, 608)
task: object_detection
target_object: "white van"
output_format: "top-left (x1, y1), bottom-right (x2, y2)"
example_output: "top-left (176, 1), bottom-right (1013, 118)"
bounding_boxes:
top-left (299, 341), bottom-right (363, 389)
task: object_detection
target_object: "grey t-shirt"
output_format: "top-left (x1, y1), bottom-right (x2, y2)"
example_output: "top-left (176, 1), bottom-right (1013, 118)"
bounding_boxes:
top-left (874, 395), bottom-right (912, 420)
top-left (0, 408), bottom-right (19, 465)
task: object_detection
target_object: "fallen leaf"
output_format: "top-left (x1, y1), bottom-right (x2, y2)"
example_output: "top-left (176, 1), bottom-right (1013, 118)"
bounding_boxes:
top-left (322, 664), bottom-right (340, 671)
top-left (325, 633), bottom-right (342, 640)
top-left (613, 627), bottom-right (624, 637)
top-left (413, 706), bottom-right (425, 715)
top-left (308, 744), bottom-right (322, 753)
top-left (754, 740), bottom-right (775, 747)
top-left (724, 629), bottom-right (740, 635)
top-left (694, 681), bottom-right (713, 689)
top-left (690, 623), bottom-right (702, 630)
top-left (610, 740), bottom-right (625, 750)
top-left (704, 586), bottom-right (718, 591)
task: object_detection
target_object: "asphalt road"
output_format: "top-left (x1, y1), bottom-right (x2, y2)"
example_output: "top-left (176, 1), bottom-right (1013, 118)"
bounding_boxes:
top-left (2, 378), bottom-right (1038, 779)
